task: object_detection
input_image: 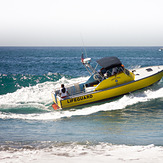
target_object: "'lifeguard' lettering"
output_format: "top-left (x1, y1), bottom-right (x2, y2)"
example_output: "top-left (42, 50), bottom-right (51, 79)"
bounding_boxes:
top-left (67, 94), bottom-right (93, 103)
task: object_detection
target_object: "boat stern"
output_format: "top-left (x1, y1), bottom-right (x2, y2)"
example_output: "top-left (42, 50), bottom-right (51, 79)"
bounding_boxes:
top-left (51, 92), bottom-right (62, 110)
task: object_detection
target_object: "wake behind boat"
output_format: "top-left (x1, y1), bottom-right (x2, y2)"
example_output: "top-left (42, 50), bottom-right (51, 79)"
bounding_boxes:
top-left (51, 55), bottom-right (163, 110)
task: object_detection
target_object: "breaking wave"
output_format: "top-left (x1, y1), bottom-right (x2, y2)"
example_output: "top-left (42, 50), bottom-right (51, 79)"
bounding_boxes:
top-left (0, 141), bottom-right (163, 163)
top-left (0, 75), bottom-right (162, 121)
top-left (0, 73), bottom-right (72, 95)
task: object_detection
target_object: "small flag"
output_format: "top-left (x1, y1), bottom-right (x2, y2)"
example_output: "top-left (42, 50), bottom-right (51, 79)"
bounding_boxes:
top-left (81, 53), bottom-right (84, 63)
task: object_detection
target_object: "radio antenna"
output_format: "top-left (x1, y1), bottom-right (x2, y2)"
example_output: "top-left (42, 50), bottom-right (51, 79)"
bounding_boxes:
top-left (80, 33), bottom-right (88, 58)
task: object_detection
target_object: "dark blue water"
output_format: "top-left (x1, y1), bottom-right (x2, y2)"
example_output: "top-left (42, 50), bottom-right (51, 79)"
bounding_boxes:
top-left (0, 47), bottom-right (163, 150)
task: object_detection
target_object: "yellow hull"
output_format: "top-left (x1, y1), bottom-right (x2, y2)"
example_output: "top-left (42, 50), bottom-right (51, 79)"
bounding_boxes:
top-left (52, 69), bottom-right (163, 109)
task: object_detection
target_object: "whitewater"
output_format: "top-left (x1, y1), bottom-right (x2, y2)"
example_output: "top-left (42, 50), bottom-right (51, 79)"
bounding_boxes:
top-left (0, 76), bottom-right (162, 121)
top-left (1, 78), bottom-right (162, 162)
top-left (0, 142), bottom-right (163, 163)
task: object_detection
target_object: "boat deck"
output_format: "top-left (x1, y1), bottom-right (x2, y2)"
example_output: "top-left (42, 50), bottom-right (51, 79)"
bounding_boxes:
top-left (132, 66), bottom-right (163, 81)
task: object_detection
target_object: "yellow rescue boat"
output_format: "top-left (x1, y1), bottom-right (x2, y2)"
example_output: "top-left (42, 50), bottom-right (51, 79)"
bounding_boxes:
top-left (51, 56), bottom-right (163, 110)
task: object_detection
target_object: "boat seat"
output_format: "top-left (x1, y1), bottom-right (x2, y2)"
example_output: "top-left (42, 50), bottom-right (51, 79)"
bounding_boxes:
top-left (67, 86), bottom-right (74, 96)
top-left (67, 83), bottom-right (83, 96)
top-left (74, 83), bottom-right (81, 94)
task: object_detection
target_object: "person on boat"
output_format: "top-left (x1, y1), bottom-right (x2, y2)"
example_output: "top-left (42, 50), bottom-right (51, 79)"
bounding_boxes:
top-left (112, 67), bottom-right (118, 75)
top-left (99, 68), bottom-right (106, 76)
top-left (59, 84), bottom-right (69, 98)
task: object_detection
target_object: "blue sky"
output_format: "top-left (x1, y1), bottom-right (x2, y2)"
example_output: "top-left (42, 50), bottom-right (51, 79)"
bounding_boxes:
top-left (0, 0), bottom-right (163, 46)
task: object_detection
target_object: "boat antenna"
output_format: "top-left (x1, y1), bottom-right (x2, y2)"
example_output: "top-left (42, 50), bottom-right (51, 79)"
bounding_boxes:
top-left (80, 33), bottom-right (88, 58)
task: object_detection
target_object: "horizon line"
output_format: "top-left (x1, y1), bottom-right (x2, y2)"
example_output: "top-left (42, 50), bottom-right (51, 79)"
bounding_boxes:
top-left (0, 45), bottom-right (162, 48)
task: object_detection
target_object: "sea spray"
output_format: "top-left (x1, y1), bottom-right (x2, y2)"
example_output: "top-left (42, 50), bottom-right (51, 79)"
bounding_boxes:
top-left (0, 86), bottom-right (162, 120)
top-left (0, 73), bottom-right (71, 95)
top-left (0, 76), bottom-right (88, 111)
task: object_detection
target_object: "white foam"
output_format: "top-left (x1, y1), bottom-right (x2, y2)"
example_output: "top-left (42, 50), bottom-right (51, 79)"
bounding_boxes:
top-left (0, 86), bottom-right (162, 121)
top-left (0, 143), bottom-right (163, 163)
top-left (0, 76), bottom-right (89, 110)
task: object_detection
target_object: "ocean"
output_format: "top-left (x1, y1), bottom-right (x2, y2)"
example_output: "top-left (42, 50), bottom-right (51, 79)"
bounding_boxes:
top-left (0, 47), bottom-right (163, 163)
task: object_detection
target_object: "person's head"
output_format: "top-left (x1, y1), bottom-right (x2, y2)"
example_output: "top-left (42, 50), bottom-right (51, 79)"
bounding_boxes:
top-left (61, 84), bottom-right (64, 88)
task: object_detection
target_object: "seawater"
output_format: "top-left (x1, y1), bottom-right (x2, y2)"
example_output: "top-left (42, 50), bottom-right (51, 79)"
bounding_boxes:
top-left (0, 47), bottom-right (163, 162)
